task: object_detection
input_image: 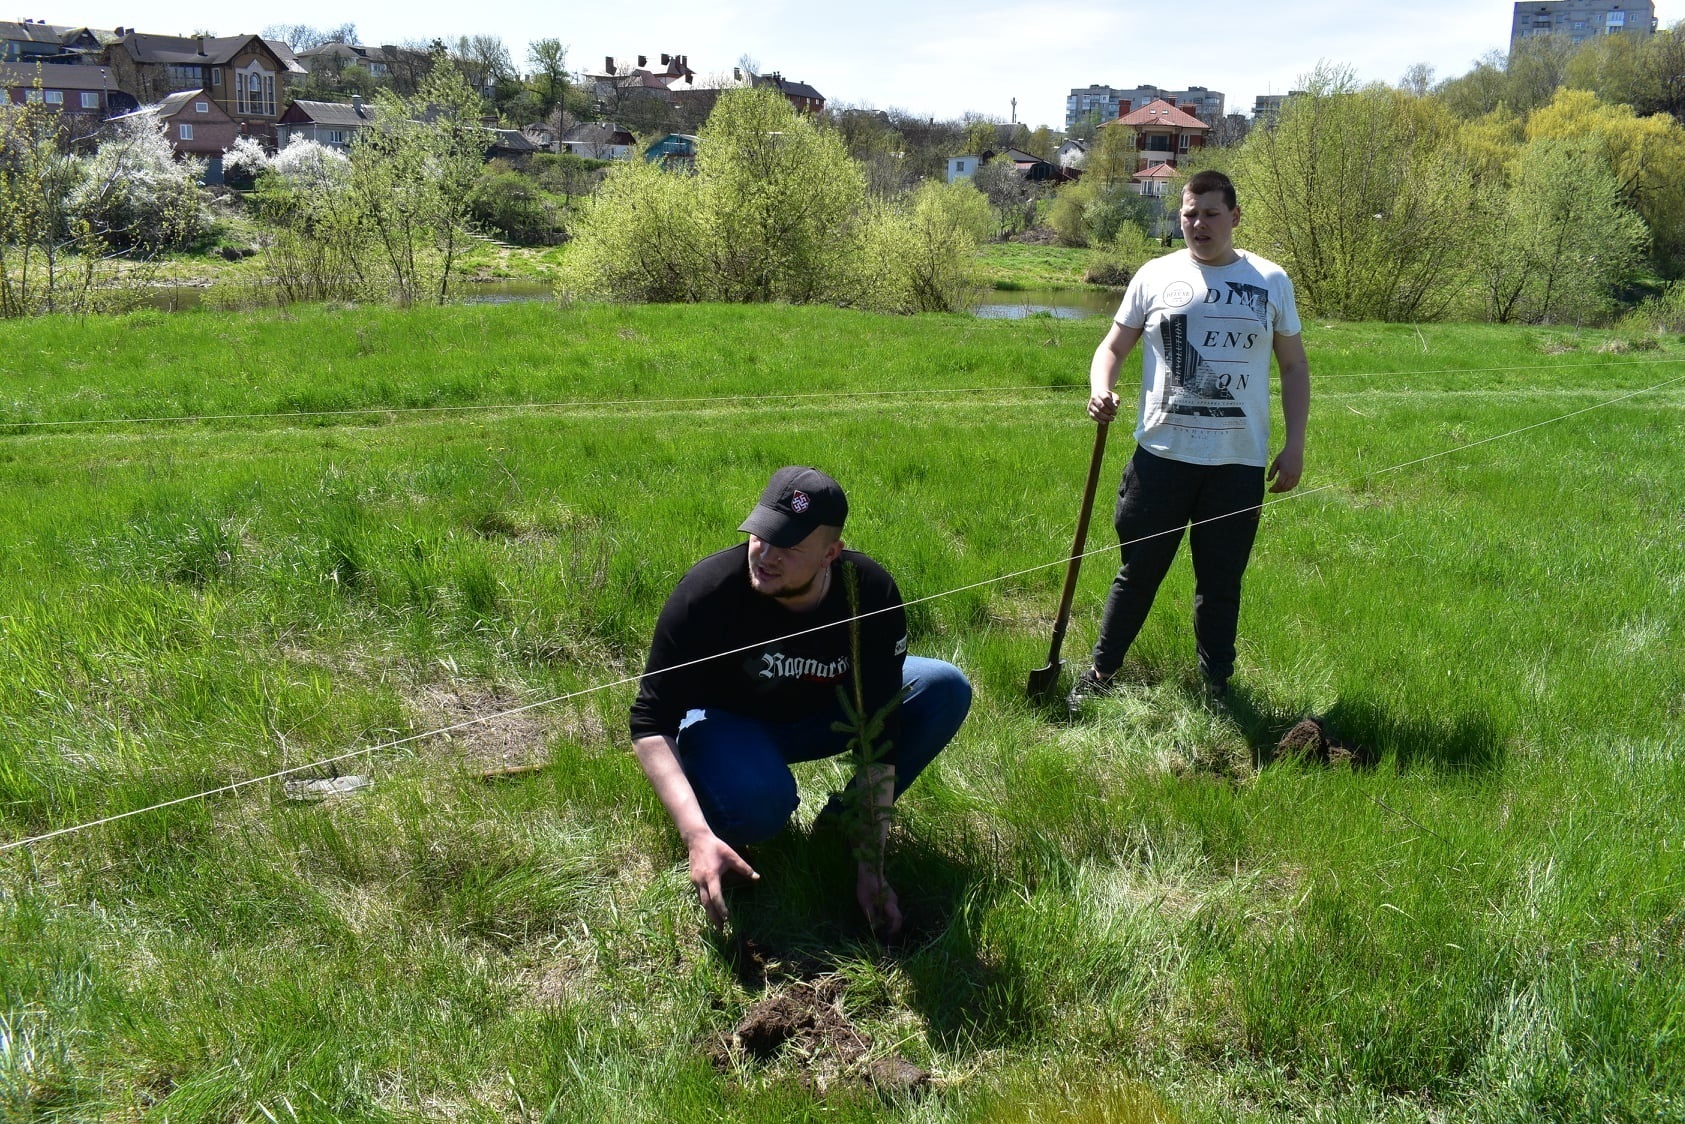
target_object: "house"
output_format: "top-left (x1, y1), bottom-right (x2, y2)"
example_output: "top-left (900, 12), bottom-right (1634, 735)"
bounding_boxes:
top-left (110, 88), bottom-right (237, 182)
top-left (946, 154), bottom-right (982, 183)
top-left (1104, 97), bottom-right (1208, 171)
top-left (752, 71), bottom-right (824, 114)
top-left (486, 127), bottom-right (539, 160)
top-left (295, 41), bottom-right (406, 81)
top-left (276, 96), bottom-right (375, 150)
top-left (643, 132), bottom-right (698, 169)
top-left (558, 122), bottom-right (635, 160)
top-left (1131, 161), bottom-right (1178, 198)
top-left (0, 20), bottom-right (106, 64)
top-left (101, 32), bottom-right (305, 146)
top-left (1057, 138), bottom-right (1086, 169)
top-left (0, 61), bottom-right (132, 117)
top-left (585, 53), bottom-right (695, 101)
top-left (1002, 147), bottom-right (1063, 182)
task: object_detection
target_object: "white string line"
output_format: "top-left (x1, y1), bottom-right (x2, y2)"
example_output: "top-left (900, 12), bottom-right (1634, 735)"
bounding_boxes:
top-left (2, 371), bottom-right (1681, 856)
top-left (3, 356), bottom-right (1680, 434)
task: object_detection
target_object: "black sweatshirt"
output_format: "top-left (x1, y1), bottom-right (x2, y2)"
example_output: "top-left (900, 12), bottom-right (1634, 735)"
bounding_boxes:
top-left (629, 544), bottom-right (909, 751)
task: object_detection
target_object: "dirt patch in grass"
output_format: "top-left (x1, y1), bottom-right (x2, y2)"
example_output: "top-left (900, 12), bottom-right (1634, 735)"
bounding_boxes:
top-left (709, 975), bottom-right (930, 1097)
top-left (1275, 716), bottom-right (1374, 766)
top-left (406, 684), bottom-right (581, 772)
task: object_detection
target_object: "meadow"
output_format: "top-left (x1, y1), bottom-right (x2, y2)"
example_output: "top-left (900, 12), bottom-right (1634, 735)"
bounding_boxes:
top-left (0, 301), bottom-right (1682, 1121)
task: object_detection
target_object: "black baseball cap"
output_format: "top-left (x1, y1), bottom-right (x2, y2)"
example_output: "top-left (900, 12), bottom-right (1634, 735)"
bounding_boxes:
top-left (738, 466), bottom-right (848, 548)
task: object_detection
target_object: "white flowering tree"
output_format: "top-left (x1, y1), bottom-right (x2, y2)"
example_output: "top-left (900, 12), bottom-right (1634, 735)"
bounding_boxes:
top-left (270, 136), bottom-right (350, 191)
top-left (70, 111), bottom-right (205, 252)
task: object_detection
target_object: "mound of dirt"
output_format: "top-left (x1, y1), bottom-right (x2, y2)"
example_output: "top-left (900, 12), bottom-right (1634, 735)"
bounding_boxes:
top-left (711, 976), bottom-right (930, 1095)
top-left (1276, 716), bottom-right (1374, 765)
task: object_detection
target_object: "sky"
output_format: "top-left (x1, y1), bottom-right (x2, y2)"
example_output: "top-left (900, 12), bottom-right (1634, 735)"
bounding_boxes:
top-left (43, 0), bottom-right (1685, 126)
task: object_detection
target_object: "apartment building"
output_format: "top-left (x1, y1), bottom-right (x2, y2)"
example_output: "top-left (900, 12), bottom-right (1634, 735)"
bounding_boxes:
top-left (1510, 1), bottom-right (1657, 50)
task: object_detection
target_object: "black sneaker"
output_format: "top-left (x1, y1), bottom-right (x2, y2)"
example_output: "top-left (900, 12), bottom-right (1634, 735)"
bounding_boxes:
top-left (1201, 674), bottom-right (1230, 706)
top-left (1066, 668), bottom-right (1121, 710)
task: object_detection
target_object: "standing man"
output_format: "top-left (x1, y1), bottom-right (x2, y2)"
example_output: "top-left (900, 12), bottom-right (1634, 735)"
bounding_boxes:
top-left (1073, 169), bottom-right (1310, 704)
top-left (630, 466), bottom-right (971, 934)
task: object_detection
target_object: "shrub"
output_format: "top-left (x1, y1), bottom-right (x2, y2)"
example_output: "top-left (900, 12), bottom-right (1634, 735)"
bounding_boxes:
top-left (468, 168), bottom-right (559, 245)
top-left (68, 111), bottom-right (204, 251)
top-left (1082, 258), bottom-right (1131, 287)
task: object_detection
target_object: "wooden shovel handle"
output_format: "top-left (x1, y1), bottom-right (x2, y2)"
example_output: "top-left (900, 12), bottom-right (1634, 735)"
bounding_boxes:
top-left (1043, 421), bottom-right (1110, 666)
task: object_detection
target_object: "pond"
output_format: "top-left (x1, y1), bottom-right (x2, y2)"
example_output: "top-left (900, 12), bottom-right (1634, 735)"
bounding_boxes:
top-left (971, 287), bottom-right (1120, 320)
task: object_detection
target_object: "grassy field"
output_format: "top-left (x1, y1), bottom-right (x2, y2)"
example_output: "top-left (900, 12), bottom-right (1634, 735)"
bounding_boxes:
top-left (1, 302), bottom-right (1683, 1121)
top-left (974, 243), bottom-right (1103, 292)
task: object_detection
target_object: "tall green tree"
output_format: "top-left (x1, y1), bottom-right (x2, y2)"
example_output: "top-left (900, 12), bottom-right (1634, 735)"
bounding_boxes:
top-left (526, 38), bottom-right (569, 121)
top-left (347, 65), bottom-right (488, 304)
top-left (1469, 137), bottom-right (1648, 322)
top-left (1231, 65), bottom-right (1472, 321)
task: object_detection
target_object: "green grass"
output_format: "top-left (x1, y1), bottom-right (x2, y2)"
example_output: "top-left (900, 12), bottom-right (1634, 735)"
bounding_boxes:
top-left (975, 241), bottom-right (1103, 291)
top-left (1, 303), bottom-right (1683, 1120)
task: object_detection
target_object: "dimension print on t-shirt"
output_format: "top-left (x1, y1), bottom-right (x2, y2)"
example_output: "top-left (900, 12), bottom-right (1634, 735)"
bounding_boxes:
top-left (1158, 315), bottom-right (1246, 419)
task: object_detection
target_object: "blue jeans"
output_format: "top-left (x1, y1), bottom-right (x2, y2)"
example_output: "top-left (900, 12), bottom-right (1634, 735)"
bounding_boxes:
top-left (675, 656), bottom-right (972, 847)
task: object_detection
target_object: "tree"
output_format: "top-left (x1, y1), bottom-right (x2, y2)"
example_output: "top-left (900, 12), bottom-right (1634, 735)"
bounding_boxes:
top-left (1527, 87), bottom-right (1685, 271)
top-left (1469, 137), bottom-right (1647, 322)
top-left (972, 157), bottom-right (1037, 238)
top-left (563, 86), bottom-right (991, 313)
top-left (1083, 120), bottom-right (1136, 186)
top-left (1434, 53), bottom-right (1510, 118)
top-left (1399, 63), bottom-right (1435, 98)
top-left (1231, 65), bottom-right (1472, 320)
top-left (262, 22), bottom-right (356, 51)
top-left (1505, 33), bottom-right (1579, 114)
top-left (526, 38), bottom-right (569, 121)
top-left (345, 65), bottom-right (488, 304)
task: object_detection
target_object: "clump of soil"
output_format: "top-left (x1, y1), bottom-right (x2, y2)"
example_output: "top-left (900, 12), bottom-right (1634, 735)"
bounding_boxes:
top-left (710, 976), bottom-right (930, 1096)
top-left (1276, 716), bottom-right (1374, 765)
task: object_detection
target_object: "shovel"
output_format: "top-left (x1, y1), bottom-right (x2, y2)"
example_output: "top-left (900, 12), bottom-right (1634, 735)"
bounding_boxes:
top-left (1026, 421), bottom-right (1110, 705)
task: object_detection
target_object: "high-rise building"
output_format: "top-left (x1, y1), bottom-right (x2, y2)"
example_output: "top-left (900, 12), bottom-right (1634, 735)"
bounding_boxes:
top-left (1065, 84), bottom-right (1223, 130)
top-left (1510, 1), bottom-right (1657, 51)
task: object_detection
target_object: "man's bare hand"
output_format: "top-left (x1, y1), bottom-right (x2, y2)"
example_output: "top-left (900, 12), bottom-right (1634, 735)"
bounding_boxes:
top-left (1267, 446), bottom-right (1304, 493)
top-left (855, 863), bottom-right (903, 937)
top-left (1088, 390), bottom-right (1120, 424)
top-left (687, 832), bottom-right (758, 928)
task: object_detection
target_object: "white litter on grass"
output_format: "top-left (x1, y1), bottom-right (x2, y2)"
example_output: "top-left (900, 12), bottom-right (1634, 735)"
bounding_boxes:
top-left (283, 775), bottom-right (373, 802)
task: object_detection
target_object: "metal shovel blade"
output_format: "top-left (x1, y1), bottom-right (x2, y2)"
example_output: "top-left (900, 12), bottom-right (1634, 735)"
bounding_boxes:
top-left (1026, 659), bottom-right (1064, 706)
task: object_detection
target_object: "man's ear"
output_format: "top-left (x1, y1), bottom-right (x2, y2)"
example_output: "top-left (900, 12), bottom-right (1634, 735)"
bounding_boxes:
top-left (825, 536), bottom-right (845, 564)
top-left (1232, 205), bottom-right (1243, 228)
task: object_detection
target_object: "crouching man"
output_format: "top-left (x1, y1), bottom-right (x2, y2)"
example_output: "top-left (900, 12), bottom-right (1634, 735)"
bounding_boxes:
top-left (630, 466), bottom-right (971, 934)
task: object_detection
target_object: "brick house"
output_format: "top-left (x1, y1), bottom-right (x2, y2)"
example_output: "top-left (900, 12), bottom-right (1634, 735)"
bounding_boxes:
top-left (1105, 97), bottom-right (1209, 171)
top-left (0, 61), bottom-right (133, 118)
top-left (101, 32), bottom-right (304, 146)
top-left (108, 88), bottom-right (238, 182)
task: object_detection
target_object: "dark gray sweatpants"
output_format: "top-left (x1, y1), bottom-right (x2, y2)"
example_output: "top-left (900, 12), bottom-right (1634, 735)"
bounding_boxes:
top-left (1090, 445), bottom-right (1266, 685)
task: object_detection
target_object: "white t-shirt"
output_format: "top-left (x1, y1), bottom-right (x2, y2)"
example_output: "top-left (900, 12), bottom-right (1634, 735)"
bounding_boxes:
top-left (1115, 249), bottom-right (1301, 467)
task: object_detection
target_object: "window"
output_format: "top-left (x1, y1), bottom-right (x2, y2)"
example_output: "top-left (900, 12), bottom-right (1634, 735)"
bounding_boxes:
top-left (44, 90), bottom-right (62, 104)
top-left (81, 91), bottom-right (99, 108)
top-left (1607, 11), bottom-right (1626, 27)
top-left (325, 129), bottom-right (347, 145)
top-left (23, 89), bottom-right (42, 102)
top-left (211, 68), bottom-right (221, 86)
top-left (195, 101), bottom-right (208, 113)
top-left (235, 64), bottom-right (276, 116)
top-left (167, 64), bottom-right (205, 88)
top-left (1178, 132), bottom-right (1190, 151)
top-left (179, 123), bottom-right (194, 140)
